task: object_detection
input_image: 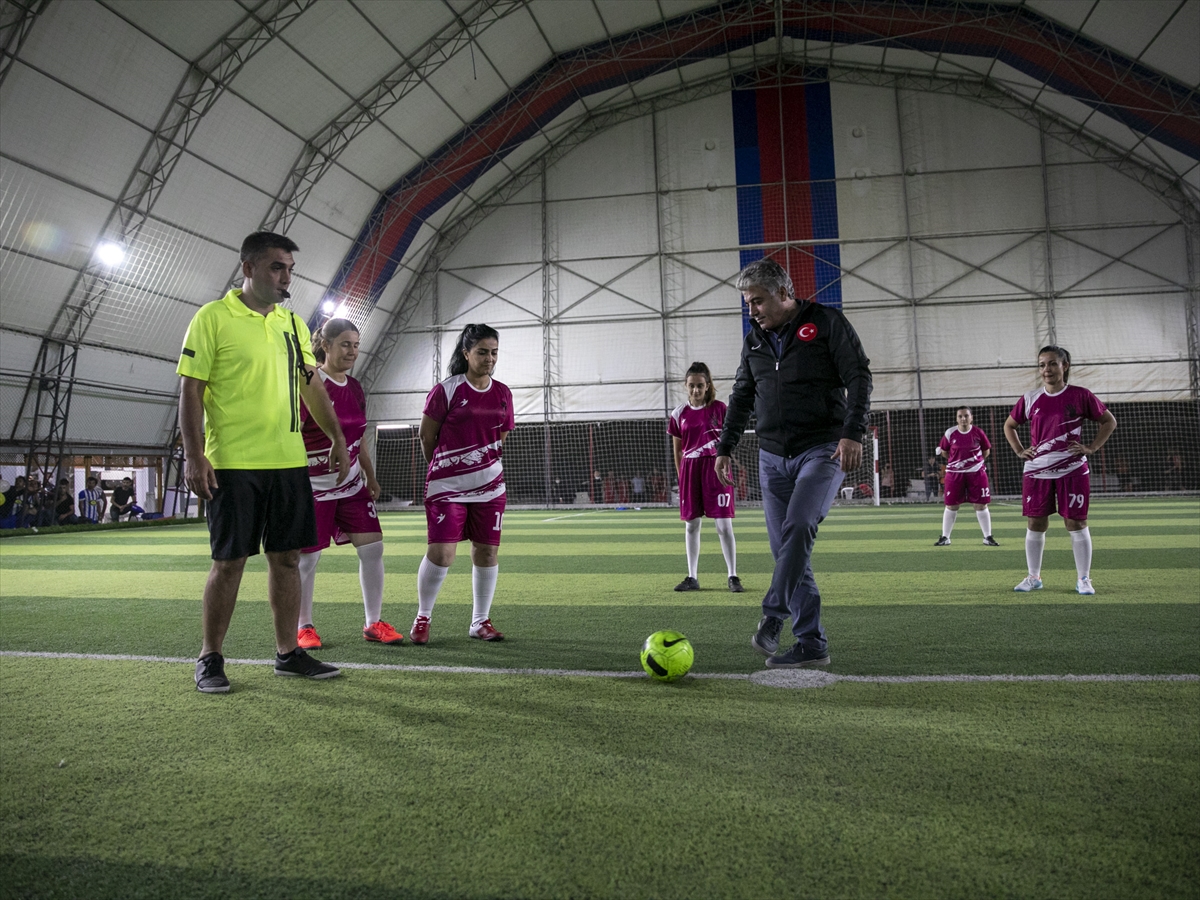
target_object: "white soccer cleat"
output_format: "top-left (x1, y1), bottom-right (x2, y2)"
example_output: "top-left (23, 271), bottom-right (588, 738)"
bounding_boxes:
top-left (1076, 577), bottom-right (1095, 595)
top-left (1013, 575), bottom-right (1043, 592)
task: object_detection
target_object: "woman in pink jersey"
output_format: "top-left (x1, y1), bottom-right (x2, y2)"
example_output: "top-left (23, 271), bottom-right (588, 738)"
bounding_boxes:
top-left (296, 319), bottom-right (404, 650)
top-left (411, 323), bottom-right (514, 645)
top-left (668, 362), bottom-right (741, 593)
top-left (934, 406), bottom-right (999, 547)
top-left (1003, 345), bottom-right (1117, 595)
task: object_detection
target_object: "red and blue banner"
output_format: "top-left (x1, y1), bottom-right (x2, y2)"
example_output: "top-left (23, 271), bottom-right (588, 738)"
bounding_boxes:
top-left (733, 70), bottom-right (842, 328)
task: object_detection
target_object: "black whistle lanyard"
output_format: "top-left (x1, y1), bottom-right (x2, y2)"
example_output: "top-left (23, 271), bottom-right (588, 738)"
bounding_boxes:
top-left (290, 312), bottom-right (313, 386)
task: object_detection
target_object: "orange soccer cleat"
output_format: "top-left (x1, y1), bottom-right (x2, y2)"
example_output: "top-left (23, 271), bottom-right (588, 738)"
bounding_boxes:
top-left (363, 620), bottom-right (405, 645)
top-left (296, 625), bottom-right (323, 650)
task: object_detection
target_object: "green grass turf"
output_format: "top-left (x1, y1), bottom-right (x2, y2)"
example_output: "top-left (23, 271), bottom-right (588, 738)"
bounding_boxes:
top-left (1, 499), bottom-right (1198, 899)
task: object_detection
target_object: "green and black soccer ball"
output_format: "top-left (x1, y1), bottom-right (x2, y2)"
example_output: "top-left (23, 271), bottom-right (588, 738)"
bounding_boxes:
top-left (640, 630), bottom-right (694, 682)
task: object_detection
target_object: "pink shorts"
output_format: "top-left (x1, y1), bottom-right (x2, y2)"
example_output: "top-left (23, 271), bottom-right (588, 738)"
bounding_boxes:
top-left (1022, 469), bottom-right (1090, 520)
top-left (944, 469), bottom-right (991, 507)
top-left (426, 496), bottom-right (506, 546)
top-left (678, 457), bottom-right (734, 521)
top-left (303, 483), bottom-right (381, 553)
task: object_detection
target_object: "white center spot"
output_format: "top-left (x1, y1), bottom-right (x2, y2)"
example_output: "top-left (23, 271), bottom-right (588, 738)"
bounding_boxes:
top-left (749, 669), bottom-right (838, 689)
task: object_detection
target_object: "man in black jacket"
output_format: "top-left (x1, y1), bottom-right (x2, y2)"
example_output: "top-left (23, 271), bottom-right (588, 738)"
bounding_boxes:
top-left (715, 259), bottom-right (872, 669)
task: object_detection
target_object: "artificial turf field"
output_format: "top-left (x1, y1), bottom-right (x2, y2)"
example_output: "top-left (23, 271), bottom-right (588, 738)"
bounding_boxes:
top-left (1, 498), bottom-right (1197, 900)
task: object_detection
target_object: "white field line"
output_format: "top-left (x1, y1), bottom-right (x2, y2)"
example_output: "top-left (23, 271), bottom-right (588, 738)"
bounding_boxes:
top-left (1, 651), bottom-right (1196, 688)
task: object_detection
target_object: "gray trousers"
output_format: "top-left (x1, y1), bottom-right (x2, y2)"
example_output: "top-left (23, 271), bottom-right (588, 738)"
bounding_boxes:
top-left (759, 442), bottom-right (845, 651)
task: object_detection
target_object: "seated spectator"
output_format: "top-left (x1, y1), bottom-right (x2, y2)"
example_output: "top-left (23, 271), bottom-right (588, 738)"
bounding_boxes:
top-left (0, 476), bottom-right (24, 527)
top-left (54, 483), bottom-right (84, 526)
top-left (109, 477), bottom-right (141, 521)
top-left (78, 476), bottom-right (107, 523)
top-left (19, 475), bottom-right (47, 528)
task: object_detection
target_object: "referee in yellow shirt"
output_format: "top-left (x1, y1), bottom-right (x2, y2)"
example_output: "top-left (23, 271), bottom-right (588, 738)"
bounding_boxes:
top-left (178, 232), bottom-right (351, 693)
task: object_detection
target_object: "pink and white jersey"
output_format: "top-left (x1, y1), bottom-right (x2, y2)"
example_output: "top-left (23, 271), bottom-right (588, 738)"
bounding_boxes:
top-left (938, 425), bottom-right (990, 474)
top-left (668, 401), bottom-right (727, 459)
top-left (424, 375), bottom-right (514, 503)
top-left (1009, 384), bottom-right (1108, 479)
top-left (301, 369), bottom-right (367, 502)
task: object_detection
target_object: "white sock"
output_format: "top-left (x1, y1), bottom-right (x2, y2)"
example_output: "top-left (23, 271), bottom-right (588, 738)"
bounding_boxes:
top-left (942, 508), bottom-right (958, 538)
top-left (1070, 527), bottom-right (1092, 580)
top-left (684, 519), bottom-right (701, 578)
top-left (297, 550), bottom-right (320, 629)
top-left (417, 556), bottom-right (449, 619)
top-left (714, 517), bottom-right (737, 577)
top-left (472, 565), bottom-right (499, 628)
top-left (1025, 530), bottom-right (1045, 578)
top-left (357, 541), bottom-right (385, 625)
top-left (976, 507), bottom-right (992, 538)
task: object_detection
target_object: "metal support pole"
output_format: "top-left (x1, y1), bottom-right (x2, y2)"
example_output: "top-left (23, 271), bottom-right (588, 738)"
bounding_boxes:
top-left (1036, 123), bottom-right (1058, 348)
top-left (895, 86), bottom-right (928, 464)
top-left (540, 158), bottom-right (556, 504)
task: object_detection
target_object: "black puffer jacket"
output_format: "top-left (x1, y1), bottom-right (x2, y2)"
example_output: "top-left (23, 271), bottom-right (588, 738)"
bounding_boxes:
top-left (717, 301), bottom-right (872, 459)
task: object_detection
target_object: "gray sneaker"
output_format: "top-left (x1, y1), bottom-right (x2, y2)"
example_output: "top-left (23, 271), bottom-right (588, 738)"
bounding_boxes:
top-left (765, 644), bottom-right (830, 668)
top-left (195, 652), bottom-right (230, 694)
top-left (751, 616), bottom-right (784, 656)
top-left (274, 647), bottom-right (340, 679)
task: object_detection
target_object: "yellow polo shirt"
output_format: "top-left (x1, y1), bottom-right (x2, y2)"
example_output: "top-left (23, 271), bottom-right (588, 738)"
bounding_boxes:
top-left (177, 289), bottom-right (316, 469)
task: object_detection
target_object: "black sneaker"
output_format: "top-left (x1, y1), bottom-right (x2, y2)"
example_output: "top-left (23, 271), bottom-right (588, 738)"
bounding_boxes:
top-left (728, 575), bottom-right (744, 593)
top-left (674, 576), bottom-right (700, 592)
top-left (750, 615), bottom-right (784, 656)
top-left (934, 536), bottom-right (951, 546)
top-left (195, 652), bottom-right (230, 694)
top-left (765, 644), bottom-right (830, 668)
top-left (983, 535), bottom-right (1000, 546)
top-left (274, 647), bottom-right (340, 680)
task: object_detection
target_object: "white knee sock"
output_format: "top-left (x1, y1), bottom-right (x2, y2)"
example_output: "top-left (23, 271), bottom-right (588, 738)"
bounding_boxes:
top-left (714, 517), bottom-right (737, 577)
top-left (942, 508), bottom-right (958, 538)
top-left (1025, 530), bottom-right (1045, 578)
top-left (684, 519), bottom-right (701, 578)
top-left (297, 550), bottom-right (320, 628)
top-left (357, 541), bottom-right (385, 625)
top-left (976, 507), bottom-right (992, 538)
top-left (1070, 527), bottom-right (1092, 579)
top-left (472, 565), bottom-right (499, 627)
top-left (417, 556), bottom-right (449, 618)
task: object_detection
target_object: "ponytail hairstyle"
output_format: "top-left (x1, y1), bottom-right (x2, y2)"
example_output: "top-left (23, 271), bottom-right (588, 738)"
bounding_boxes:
top-left (449, 323), bottom-right (500, 376)
top-left (312, 317), bottom-right (358, 364)
top-left (685, 361), bottom-right (716, 406)
top-left (1038, 344), bottom-right (1071, 383)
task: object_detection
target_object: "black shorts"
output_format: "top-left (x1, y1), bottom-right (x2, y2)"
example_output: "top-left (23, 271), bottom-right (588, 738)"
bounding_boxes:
top-left (207, 468), bottom-right (317, 560)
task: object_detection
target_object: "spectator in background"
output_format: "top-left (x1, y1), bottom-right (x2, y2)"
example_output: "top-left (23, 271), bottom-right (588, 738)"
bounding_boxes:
top-left (109, 477), bottom-right (138, 521)
top-left (78, 475), bottom-right (107, 523)
top-left (649, 468), bottom-right (668, 502)
top-left (19, 475), bottom-right (46, 527)
top-left (55, 482), bottom-right (84, 526)
top-left (602, 471), bottom-right (617, 504)
top-left (880, 462), bottom-right (895, 498)
top-left (0, 476), bottom-right (24, 526)
top-left (631, 472), bottom-right (646, 505)
top-left (1165, 449), bottom-right (1183, 491)
top-left (922, 456), bottom-right (939, 500)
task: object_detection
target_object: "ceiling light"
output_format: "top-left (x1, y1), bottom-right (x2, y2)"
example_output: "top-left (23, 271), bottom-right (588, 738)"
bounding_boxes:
top-left (95, 242), bottom-right (125, 267)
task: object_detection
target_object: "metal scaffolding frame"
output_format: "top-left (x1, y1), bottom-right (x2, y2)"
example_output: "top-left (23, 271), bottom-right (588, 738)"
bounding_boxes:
top-left (3, 0), bottom-right (1196, 469)
top-left (6, 0), bottom-right (313, 484)
top-left (0, 0), bottom-right (49, 90)
top-left (357, 58), bottom-right (1199, 423)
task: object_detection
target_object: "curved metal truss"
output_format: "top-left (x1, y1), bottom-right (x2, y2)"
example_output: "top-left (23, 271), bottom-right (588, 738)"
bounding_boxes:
top-left (7, 0), bottom-right (314, 481)
top-left (356, 57), bottom-right (1199, 407)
